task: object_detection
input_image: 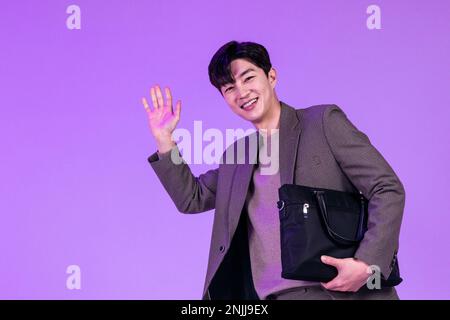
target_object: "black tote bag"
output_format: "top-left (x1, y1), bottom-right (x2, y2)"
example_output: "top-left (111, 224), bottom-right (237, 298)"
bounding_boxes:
top-left (277, 184), bottom-right (402, 287)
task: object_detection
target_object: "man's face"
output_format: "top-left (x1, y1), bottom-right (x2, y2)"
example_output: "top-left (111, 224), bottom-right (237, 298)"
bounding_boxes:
top-left (220, 59), bottom-right (277, 125)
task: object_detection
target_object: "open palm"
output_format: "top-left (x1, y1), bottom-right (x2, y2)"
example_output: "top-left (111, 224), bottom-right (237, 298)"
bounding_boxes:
top-left (142, 85), bottom-right (181, 139)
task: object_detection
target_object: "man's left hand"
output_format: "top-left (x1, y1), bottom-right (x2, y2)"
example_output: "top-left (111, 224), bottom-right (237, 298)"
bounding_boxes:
top-left (320, 255), bottom-right (371, 292)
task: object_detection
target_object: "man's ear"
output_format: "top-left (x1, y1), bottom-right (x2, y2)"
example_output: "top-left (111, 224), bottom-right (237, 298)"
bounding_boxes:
top-left (269, 67), bottom-right (277, 88)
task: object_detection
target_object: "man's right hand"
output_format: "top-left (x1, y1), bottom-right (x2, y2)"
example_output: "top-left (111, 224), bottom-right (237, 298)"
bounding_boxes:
top-left (141, 85), bottom-right (181, 154)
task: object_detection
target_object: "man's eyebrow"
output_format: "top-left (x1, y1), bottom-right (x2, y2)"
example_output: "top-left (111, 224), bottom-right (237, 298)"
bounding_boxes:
top-left (235, 68), bottom-right (256, 79)
top-left (223, 68), bottom-right (256, 90)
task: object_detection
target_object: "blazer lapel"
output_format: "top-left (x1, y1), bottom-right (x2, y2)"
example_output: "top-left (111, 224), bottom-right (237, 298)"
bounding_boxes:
top-left (226, 132), bottom-right (258, 243)
top-left (279, 100), bottom-right (303, 185)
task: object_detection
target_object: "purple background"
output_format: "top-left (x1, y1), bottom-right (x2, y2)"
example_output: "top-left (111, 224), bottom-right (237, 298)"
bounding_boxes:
top-left (0, 0), bottom-right (449, 299)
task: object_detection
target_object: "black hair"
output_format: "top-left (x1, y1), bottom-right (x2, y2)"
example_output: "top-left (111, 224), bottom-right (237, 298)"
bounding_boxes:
top-left (208, 41), bottom-right (272, 94)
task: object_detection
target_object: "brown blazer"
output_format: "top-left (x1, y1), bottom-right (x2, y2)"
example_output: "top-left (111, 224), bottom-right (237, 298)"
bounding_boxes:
top-left (148, 101), bottom-right (405, 300)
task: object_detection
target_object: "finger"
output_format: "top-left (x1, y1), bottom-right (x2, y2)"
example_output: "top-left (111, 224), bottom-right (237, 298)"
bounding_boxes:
top-left (142, 97), bottom-right (151, 113)
top-left (320, 282), bottom-right (331, 290)
top-left (321, 279), bottom-right (342, 291)
top-left (150, 87), bottom-right (159, 109)
top-left (165, 87), bottom-right (173, 112)
top-left (174, 100), bottom-right (181, 120)
top-left (155, 85), bottom-right (164, 108)
top-left (323, 285), bottom-right (345, 292)
top-left (321, 255), bottom-right (341, 269)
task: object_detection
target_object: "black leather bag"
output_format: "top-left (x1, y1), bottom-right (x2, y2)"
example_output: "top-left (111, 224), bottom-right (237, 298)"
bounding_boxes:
top-left (277, 184), bottom-right (402, 286)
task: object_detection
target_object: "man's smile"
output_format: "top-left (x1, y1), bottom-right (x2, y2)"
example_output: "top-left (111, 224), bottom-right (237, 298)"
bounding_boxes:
top-left (240, 97), bottom-right (259, 110)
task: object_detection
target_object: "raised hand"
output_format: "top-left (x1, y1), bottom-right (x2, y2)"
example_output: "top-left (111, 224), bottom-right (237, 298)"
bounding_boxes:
top-left (142, 85), bottom-right (181, 153)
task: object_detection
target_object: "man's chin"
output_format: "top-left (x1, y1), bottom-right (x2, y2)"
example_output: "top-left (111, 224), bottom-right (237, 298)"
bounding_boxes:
top-left (240, 107), bottom-right (262, 119)
top-left (242, 114), bottom-right (263, 125)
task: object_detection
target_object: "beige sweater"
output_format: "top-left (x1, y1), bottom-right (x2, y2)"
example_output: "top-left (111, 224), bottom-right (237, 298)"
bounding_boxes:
top-left (245, 129), bottom-right (319, 299)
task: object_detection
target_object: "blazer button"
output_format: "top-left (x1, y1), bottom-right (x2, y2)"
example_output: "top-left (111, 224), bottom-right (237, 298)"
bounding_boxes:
top-left (219, 245), bottom-right (225, 253)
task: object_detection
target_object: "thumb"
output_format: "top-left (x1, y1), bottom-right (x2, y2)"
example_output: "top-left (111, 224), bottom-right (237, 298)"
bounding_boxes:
top-left (321, 255), bottom-right (342, 268)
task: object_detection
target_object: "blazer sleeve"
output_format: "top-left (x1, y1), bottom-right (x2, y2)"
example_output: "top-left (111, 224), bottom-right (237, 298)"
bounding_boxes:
top-left (147, 143), bottom-right (218, 214)
top-left (322, 105), bottom-right (406, 279)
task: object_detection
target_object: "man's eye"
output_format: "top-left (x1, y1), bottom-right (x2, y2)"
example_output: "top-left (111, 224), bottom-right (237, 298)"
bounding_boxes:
top-left (245, 76), bottom-right (255, 82)
top-left (226, 87), bottom-right (234, 92)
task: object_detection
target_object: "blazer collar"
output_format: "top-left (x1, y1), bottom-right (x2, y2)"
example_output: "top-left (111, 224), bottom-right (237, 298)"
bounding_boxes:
top-left (279, 100), bottom-right (302, 185)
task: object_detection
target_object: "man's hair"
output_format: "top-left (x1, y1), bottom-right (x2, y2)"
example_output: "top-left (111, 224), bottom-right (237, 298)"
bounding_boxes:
top-left (208, 41), bottom-right (272, 94)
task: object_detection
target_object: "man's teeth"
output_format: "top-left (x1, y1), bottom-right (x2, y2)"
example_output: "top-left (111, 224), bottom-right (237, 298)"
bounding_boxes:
top-left (242, 98), bottom-right (258, 109)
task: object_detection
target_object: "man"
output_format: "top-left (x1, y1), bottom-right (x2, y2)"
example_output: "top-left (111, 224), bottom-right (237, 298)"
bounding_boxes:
top-left (141, 41), bottom-right (405, 300)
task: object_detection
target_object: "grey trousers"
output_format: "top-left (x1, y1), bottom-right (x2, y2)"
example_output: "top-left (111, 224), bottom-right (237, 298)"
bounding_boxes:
top-left (265, 285), bottom-right (400, 300)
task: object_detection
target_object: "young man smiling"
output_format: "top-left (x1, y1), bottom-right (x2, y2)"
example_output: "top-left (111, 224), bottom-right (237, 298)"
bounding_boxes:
top-left (142, 41), bottom-right (405, 300)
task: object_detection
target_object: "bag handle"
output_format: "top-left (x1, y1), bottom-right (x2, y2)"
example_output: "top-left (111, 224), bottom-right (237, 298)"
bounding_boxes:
top-left (314, 190), bottom-right (365, 246)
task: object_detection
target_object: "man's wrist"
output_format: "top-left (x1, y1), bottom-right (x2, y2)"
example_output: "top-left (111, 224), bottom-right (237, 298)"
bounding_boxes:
top-left (155, 134), bottom-right (175, 154)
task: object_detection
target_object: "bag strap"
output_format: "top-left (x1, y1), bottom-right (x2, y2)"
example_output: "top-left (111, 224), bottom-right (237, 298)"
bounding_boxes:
top-left (314, 190), bottom-right (365, 246)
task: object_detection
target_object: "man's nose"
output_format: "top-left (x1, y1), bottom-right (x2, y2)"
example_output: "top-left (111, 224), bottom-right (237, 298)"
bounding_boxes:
top-left (236, 85), bottom-right (250, 101)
